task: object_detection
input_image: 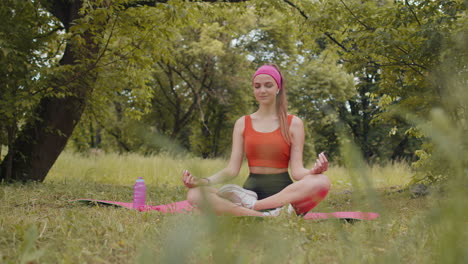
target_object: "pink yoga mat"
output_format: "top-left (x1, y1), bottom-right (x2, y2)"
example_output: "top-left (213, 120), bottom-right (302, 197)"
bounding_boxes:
top-left (72, 199), bottom-right (194, 213)
top-left (72, 199), bottom-right (379, 221)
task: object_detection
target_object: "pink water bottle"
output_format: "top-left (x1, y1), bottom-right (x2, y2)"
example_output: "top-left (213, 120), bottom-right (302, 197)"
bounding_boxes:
top-left (133, 177), bottom-right (146, 209)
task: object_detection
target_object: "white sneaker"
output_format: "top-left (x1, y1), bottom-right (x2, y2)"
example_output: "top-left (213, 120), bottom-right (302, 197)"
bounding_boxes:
top-left (262, 207), bottom-right (283, 217)
top-left (217, 184), bottom-right (258, 209)
top-left (262, 204), bottom-right (297, 217)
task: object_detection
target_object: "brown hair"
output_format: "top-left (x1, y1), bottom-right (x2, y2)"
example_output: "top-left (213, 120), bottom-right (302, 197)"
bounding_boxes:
top-left (270, 64), bottom-right (290, 144)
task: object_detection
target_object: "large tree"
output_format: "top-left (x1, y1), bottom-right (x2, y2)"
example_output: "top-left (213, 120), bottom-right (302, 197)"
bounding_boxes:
top-left (0, 0), bottom-right (247, 182)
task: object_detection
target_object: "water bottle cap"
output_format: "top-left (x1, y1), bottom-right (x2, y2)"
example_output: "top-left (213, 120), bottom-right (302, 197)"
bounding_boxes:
top-left (136, 177), bottom-right (145, 183)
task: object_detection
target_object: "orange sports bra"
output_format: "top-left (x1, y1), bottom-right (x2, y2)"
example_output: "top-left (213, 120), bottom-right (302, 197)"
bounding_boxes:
top-left (243, 115), bottom-right (294, 168)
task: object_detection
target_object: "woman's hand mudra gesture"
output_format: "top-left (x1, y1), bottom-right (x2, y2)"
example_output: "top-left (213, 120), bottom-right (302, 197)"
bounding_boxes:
top-left (310, 152), bottom-right (328, 175)
top-left (182, 170), bottom-right (208, 188)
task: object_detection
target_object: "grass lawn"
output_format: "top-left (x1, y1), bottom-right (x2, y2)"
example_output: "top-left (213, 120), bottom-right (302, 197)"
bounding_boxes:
top-left (0, 152), bottom-right (466, 263)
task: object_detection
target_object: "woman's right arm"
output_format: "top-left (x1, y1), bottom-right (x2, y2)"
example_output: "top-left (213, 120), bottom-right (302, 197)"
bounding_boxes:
top-left (182, 117), bottom-right (245, 188)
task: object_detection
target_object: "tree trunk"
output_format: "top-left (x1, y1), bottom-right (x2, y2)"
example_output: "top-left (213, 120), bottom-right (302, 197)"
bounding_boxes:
top-left (391, 135), bottom-right (409, 161)
top-left (0, 0), bottom-right (91, 182)
top-left (0, 96), bottom-right (86, 182)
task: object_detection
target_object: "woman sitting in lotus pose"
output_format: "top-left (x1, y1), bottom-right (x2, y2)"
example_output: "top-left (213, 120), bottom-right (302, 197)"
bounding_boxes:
top-left (182, 64), bottom-right (330, 216)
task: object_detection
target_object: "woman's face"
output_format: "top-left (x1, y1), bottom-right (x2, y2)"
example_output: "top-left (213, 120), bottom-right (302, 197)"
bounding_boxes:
top-left (253, 74), bottom-right (279, 104)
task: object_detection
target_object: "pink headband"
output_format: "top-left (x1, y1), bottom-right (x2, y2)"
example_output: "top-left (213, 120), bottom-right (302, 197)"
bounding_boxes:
top-left (252, 65), bottom-right (282, 90)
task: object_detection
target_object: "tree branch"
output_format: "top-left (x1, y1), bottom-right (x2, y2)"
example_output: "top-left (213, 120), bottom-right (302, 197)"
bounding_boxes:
top-left (157, 62), bottom-right (180, 104)
top-left (169, 64), bottom-right (198, 95)
top-left (93, 112), bottom-right (131, 152)
top-left (122, 0), bottom-right (247, 9)
top-left (282, 0), bottom-right (350, 52)
top-left (153, 74), bottom-right (177, 108)
top-left (323, 32), bottom-right (350, 53)
top-left (93, 13), bottom-right (119, 70)
top-left (405, 0), bottom-right (421, 26)
top-left (339, 0), bottom-right (375, 31)
top-left (365, 61), bottom-right (426, 76)
top-left (283, 0), bottom-right (308, 19)
top-left (169, 65), bottom-right (200, 126)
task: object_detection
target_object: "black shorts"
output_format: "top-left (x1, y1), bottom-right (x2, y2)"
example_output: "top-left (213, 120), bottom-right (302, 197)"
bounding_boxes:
top-left (243, 172), bottom-right (293, 200)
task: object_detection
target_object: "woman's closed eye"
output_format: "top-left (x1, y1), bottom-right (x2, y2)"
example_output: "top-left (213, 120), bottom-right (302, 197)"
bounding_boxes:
top-left (254, 83), bottom-right (274, 89)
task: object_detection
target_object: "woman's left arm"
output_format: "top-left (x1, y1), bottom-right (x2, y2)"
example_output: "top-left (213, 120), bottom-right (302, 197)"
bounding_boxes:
top-left (289, 116), bottom-right (328, 181)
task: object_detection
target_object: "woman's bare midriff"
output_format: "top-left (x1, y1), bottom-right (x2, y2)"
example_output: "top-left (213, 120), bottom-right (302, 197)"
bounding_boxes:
top-left (249, 166), bottom-right (288, 174)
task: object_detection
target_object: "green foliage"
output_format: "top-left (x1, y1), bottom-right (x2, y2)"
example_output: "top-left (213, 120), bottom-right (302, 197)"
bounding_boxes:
top-left (70, 3), bottom-right (255, 157)
top-left (289, 53), bottom-right (356, 162)
top-left (0, 0), bottom-right (63, 147)
top-left (2, 0), bottom-right (466, 184)
top-left (281, 0), bottom-right (466, 174)
top-left (308, 0), bottom-right (466, 119)
top-left (410, 107), bottom-right (467, 185)
top-left (240, 3), bottom-right (302, 66)
top-left (409, 22), bottom-right (467, 184)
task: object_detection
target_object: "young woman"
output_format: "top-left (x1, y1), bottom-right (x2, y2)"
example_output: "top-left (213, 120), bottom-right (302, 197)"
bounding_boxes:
top-left (182, 64), bottom-right (331, 216)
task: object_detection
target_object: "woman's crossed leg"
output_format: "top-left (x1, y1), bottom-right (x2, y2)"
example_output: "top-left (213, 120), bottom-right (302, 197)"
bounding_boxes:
top-left (187, 173), bottom-right (330, 216)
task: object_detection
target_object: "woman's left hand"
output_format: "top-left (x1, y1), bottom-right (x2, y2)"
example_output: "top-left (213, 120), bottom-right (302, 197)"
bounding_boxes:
top-left (310, 152), bottom-right (328, 175)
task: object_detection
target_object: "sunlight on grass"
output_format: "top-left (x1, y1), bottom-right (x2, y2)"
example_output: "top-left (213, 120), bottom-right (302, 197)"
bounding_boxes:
top-left (47, 152), bottom-right (251, 187)
top-left (48, 152), bottom-right (413, 190)
top-left (327, 162), bottom-right (413, 190)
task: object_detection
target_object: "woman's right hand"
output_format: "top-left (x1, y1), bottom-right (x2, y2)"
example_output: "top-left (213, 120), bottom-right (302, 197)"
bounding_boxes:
top-left (310, 152), bottom-right (329, 175)
top-left (182, 170), bottom-right (207, 188)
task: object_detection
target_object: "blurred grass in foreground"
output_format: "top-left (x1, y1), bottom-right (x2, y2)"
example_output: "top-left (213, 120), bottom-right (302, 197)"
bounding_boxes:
top-left (0, 150), bottom-right (465, 263)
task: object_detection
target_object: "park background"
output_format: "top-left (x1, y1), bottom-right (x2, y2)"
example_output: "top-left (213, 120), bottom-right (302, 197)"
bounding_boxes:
top-left (0, 0), bottom-right (466, 263)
